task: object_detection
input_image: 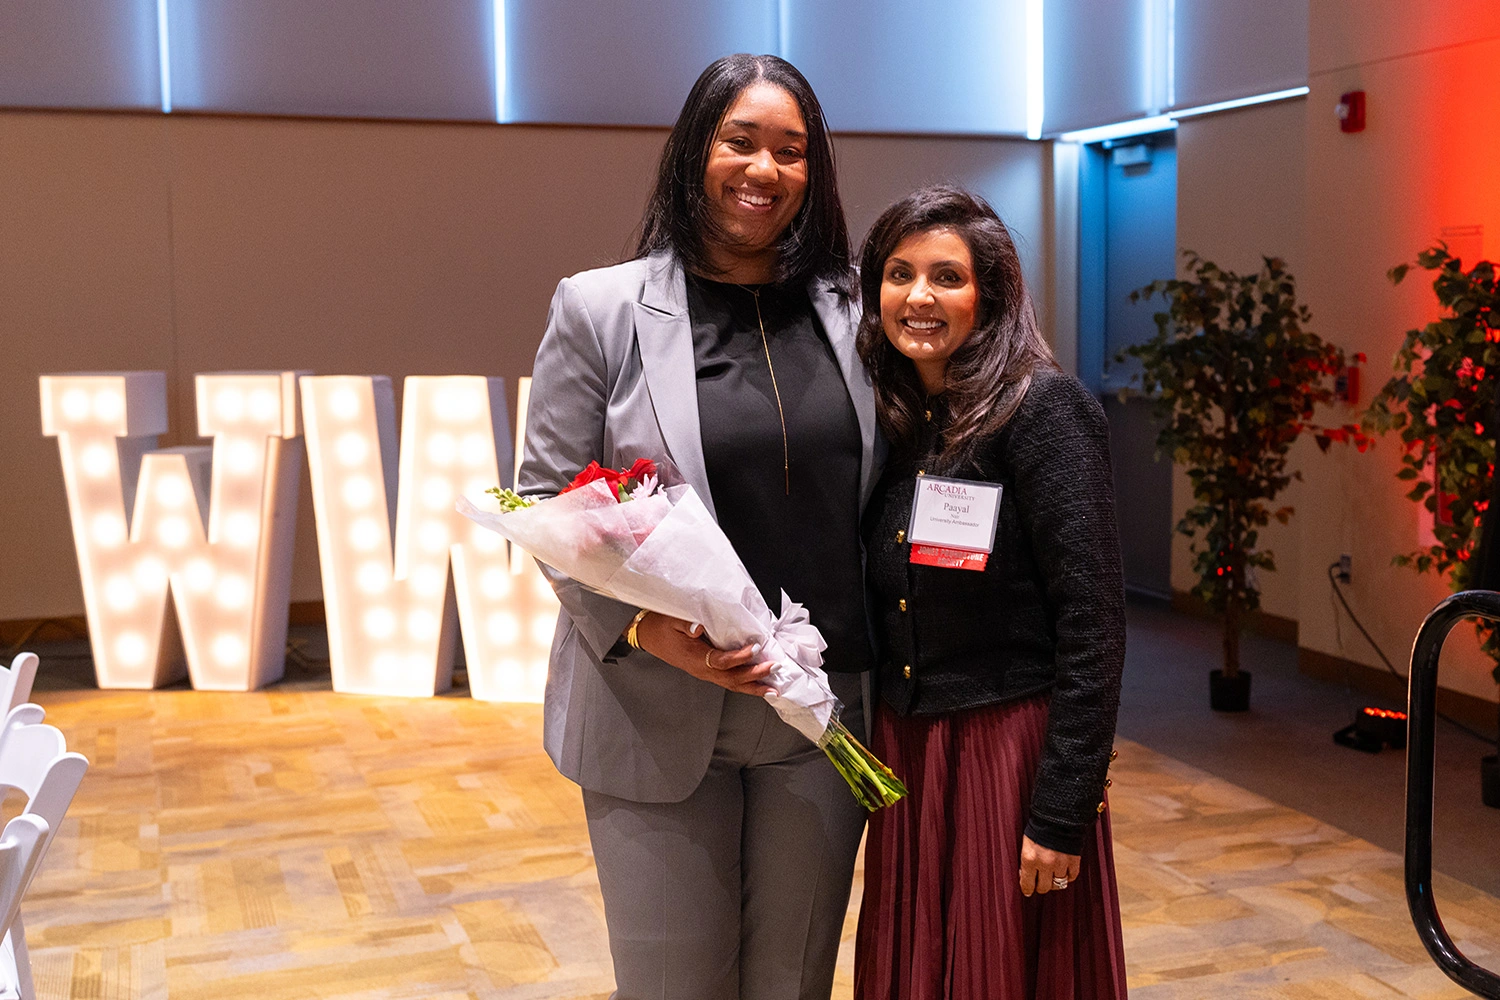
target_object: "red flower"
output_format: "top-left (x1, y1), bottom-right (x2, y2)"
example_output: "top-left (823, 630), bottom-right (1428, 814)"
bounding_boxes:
top-left (561, 461), bottom-right (616, 494)
top-left (560, 459), bottom-right (659, 502)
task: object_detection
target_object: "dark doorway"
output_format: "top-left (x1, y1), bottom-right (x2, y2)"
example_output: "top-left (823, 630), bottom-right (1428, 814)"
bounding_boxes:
top-left (1079, 133), bottom-right (1177, 599)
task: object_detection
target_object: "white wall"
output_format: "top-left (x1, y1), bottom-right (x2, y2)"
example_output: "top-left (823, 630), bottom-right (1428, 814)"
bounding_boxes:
top-left (1173, 97), bottom-right (1309, 623)
top-left (1297, 2), bottom-right (1500, 702)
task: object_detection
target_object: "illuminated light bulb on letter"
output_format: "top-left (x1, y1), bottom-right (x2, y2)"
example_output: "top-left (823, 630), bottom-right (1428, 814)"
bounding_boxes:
top-left (329, 386), bottom-right (361, 420)
top-left (91, 513), bottom-right (126, 548)
top-left (364, 608), bottom-right (396, 640)
top-left (486, 612), bottom-right (520, 645)
top-left (115, 633), bottom-right (147, 666)
top-left (410, 564), bottom-right (446, 597)
top-left (134, 556), bottom-right (168, 591)
top-left (248, 389), bottom-right (279, 422)
top-left (183, 558), bottom-right (216, 592)
top-left (418, 522), bottom-right (450, 554)
top-left (421, 478), bottom-right (453, 511)
top-left (213, 387), bottom-right (245, 422)
top-left (104, 575), bottom-right (137, 611)
top-left (426, 432), bottom-right (457, 466)
top-left (479, 567), bottom-right (512, 599)
top-left (212, 634), bottom-right (246, 666)
top-left (459, 433), bottom-right (491, 467)
top-left (356, 561), bottom-right (389, 594)
top-left (222, 511), bottom-right (259, 547)
top-left (61, 389), bottom-right (91, 422)
top-left (154, 476), bottom-right (189, 508)
top-left (215, 574), bottom-right (249, 610)
top-left (157, 516), bottom-right (191, 549)
top-left (470, 526), bottom-right (503, 553)
top-left (224, 439), bottom-right (259, 475)
top-left (81, 444), bottom-right (114, 478)
top-left (93, 390), bottom-right (124, 422)
top-left (336, 432), bottom-right (368, 466)
top-left (407, 609), bottom-right (438, 640)
top-left (349, 518), bottom-right (383, 552)
top-left (342, 476), bottom-right (375, 509)
top-left (371, 652), bottom-right (403, 682)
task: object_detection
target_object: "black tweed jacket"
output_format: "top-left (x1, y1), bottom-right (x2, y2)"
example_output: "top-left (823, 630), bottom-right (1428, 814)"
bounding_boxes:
top-left (864, 367), bottom-right (1126, 855)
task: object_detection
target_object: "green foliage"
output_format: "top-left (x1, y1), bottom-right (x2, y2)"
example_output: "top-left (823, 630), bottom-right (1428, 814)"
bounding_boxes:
top-left (485, 487), bottom-right (535, 512)
top-left (1365, 244), bottom-right (1500, 682)
top-left (1120, 253), bottom-right (1364, 676)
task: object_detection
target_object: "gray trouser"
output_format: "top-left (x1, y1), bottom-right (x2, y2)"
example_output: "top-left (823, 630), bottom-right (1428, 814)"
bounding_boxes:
top-left (583, 671), bottom-right (868, 1000)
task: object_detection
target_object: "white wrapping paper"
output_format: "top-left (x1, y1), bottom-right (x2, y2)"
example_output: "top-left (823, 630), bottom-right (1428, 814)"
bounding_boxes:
top-left (456, 481), bottom-right (841, 742)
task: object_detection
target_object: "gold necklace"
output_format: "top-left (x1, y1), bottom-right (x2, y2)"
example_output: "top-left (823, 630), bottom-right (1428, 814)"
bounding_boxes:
top-left (739, 284), bottom-right (790, 495)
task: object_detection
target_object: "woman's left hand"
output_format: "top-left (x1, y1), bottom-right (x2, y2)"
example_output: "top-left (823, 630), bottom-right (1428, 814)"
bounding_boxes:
top-left (1018, 836), bottom-right (1081, 897)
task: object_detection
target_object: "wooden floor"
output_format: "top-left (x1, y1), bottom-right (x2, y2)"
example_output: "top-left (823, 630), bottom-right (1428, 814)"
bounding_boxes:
top-left (20, 678), bottom-right (1500, 999)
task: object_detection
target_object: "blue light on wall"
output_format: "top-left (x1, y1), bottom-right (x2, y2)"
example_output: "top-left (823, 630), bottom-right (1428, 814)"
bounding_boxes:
top-left (492, 0), bottom-right (506, 122)
top-left (157, 0), bottom-right (172, 112)
top-left (1026, 0), bottom-right (1044, 140)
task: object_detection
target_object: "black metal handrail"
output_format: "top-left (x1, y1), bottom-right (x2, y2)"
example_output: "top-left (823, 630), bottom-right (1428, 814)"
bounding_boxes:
top-left (1406, 590), bottom-right (1500, 998)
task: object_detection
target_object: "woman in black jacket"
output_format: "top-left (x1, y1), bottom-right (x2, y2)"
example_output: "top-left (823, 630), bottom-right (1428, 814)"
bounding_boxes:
top-left (852, 186), bottom-right (1128, 999)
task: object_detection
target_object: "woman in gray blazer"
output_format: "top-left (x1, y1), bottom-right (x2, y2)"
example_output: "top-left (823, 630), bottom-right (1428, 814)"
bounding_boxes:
top-left (518, 54), bottom-right (879, 1000)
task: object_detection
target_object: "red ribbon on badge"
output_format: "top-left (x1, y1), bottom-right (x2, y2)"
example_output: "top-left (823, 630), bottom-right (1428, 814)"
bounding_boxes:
top-left (909, 544), bottom-right (989, 571)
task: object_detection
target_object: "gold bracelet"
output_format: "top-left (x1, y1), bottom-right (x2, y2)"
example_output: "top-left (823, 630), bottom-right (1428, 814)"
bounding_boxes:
top-left (624, 609), bottom-right (650, 650)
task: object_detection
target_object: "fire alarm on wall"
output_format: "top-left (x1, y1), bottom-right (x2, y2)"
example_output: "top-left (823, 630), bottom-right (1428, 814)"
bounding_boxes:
top-left (1336, 90), bottom-right (1365, 132)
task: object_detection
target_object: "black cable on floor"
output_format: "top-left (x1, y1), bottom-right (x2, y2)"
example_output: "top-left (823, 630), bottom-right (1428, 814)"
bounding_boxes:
top-left (1327, 562), bottom-right (1497, 746)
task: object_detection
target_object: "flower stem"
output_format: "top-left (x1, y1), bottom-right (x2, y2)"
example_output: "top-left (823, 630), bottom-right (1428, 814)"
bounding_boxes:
top-left (817, 717), bottom-right (908, 811)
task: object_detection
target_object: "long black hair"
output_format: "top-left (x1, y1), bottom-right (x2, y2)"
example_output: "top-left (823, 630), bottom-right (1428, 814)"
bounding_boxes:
top-left (635, 54), bottom-right (851, 290)
top-left (856, 185), bottom-right (1057, 472)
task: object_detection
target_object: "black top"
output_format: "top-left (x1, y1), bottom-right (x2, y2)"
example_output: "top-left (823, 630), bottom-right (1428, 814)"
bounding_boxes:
top-left (864, 369), bottom-right (1125, 853)
top-left (687, 274), bottom-right (871, 674)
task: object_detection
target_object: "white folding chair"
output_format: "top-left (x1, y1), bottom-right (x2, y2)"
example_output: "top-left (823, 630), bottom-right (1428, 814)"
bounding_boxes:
top-left (0, 719), bottom-right (87, 1000)
top-left (0, 709), bottom-right (44, 771)
top-left (0, 658), bottom-right (36, 717)
top-left (0, 816), bottom-right (49, 1000)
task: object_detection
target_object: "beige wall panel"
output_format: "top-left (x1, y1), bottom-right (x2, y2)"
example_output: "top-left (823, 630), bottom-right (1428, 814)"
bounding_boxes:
top-left (164, 118), bottom-right (663, 602)
top-left (834, 133), bottom-right (1050, 336)
top-left (1309, 0), bottom-right (1500, 74)
top-left (1173, 99), bottom-right (1315, 623)
top-left (0, 112), bottom-right (176, 620)
top-left (0, 113), bottom-right (1059, 622)
top-left (1301, 34), bottom-right (1500, 702)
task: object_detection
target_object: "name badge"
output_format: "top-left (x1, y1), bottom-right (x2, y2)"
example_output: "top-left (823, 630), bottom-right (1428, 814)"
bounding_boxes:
top-left (908, 475), bottom-right (1002, 571)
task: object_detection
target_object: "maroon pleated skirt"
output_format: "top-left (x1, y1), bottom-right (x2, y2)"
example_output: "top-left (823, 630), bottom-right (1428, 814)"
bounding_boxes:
top-left (854, 696), bottom-right (1128, 1000)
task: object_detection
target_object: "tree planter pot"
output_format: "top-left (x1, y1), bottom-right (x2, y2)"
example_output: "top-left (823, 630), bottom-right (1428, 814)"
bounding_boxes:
top-left (1483, 755), bottom-right (1500, 810)
top-left (1209, 669), bottom-right (1252, 712)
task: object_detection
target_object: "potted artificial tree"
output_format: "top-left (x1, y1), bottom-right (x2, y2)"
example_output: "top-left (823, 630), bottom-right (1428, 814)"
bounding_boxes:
top-left (1365, 244), bottom-right (1500, 807)
top-left (1121, 253), bottom-right (1366, 711)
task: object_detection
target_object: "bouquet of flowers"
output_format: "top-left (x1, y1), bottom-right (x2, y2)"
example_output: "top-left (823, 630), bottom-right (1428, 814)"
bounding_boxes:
top-left (458, 459), bottom-right (907, 810)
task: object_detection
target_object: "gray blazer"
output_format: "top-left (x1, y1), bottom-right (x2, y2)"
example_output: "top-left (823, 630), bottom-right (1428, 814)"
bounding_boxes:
top-left (518, 250), bottom-right (880, 804)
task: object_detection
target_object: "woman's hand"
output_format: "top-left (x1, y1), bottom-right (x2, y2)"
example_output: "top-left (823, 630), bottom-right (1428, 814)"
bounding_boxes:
top-left (632, 612), bottom-right (774, 696)
top-left (1018, 835), bottom-right (1081, 897)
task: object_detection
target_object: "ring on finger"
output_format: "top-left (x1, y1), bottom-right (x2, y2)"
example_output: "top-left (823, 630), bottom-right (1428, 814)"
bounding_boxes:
top-left (704, 650), bottom-right (714, 670)
top-left (1051, 876), bottom-right (1070, 889)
